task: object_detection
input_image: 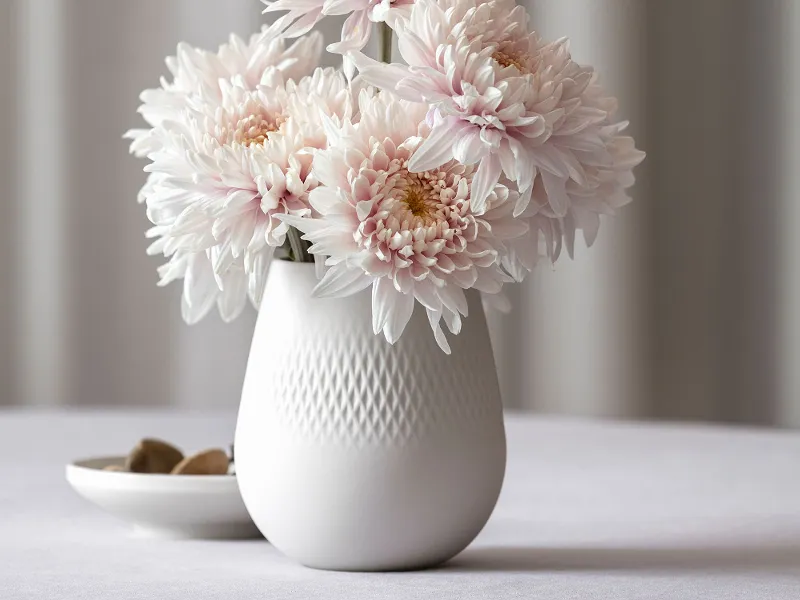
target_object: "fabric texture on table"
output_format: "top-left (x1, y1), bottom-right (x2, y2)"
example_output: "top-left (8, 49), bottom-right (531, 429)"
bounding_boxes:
top-left (2, 411), bottom-right (800, 599)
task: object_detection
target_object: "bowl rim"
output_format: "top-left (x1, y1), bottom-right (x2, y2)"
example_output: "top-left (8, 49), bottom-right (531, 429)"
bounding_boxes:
top-left (64, 456), bottom-right (260, 539)
top-left (66, 455), bottom-right (238, 491)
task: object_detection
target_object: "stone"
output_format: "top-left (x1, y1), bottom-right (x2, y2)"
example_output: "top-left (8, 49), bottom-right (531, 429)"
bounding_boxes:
top-left (125, 439), bottom-right (184, 474)
top-left (171, 448), bottom-right (229, 475)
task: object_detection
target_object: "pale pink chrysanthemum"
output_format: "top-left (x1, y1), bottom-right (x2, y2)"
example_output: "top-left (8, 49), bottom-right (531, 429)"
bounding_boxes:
top-left (126, 30), bottom-right (325, 323)
top-left (351, 0), bottom-right (643, 222)
top-left (139, 67), bottom-right (356, 323)
top-left (502, 81), bottom-right (646, 280)
top-left (262, 0), bottom-right (414, 55)
top-left (281, 93), bottom-right (526, 352)
top-left (126, 29), bottom-right (323, 159)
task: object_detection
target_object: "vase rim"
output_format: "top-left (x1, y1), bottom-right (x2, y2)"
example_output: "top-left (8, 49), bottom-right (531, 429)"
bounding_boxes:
top-left (271, 259), bottom-right (316, 269)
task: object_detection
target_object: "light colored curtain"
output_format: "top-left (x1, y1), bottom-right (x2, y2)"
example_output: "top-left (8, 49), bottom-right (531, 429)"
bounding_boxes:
top-left (522, 0), bottom-right (792, 427)
top-left (4, 0), bottom-right (268, 410)
top-left (2, 0), bottom-right (799, 428)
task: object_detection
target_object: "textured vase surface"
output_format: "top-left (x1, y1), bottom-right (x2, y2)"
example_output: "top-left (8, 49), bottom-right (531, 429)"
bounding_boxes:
top-left (235, 261), bottom-right (506, 571)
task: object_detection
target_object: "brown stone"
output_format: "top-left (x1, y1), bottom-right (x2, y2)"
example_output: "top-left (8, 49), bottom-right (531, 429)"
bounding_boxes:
top-left (125, 439), bottom-right (184, 474)
top-left (170, 448), bottom-right (229, 475)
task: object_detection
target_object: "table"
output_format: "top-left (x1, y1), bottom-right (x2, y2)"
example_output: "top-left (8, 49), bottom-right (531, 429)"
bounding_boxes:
top-left (2, 411), bottom-right (800, 599)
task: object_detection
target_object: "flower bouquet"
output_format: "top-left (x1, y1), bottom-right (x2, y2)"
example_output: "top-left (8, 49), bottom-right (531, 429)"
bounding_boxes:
top-left (128, 0), bottom-right (643, 572)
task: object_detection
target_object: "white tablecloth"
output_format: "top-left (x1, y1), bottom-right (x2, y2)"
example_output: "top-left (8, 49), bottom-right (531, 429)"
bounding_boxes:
top-left (2, 411), bottom-right (800, 599)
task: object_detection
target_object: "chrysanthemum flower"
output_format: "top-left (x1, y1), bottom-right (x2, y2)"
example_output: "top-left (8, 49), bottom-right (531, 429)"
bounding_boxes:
top-left (351, 0), bottom-right (639, 221)
top-left (153, 68), bottom-right (354, 323)
top-left (133, 47), bottom-right (354, 323)
top-left (502, 84), bottom-right (646, 280)
top-left (281, 93), bottom-right (526, 352)
top-left (126, 29), bottom-right (323, 158)
top-left (262, 0), bottom-right (414, 54)
top-left (126, 30), bottom-right (327, 323)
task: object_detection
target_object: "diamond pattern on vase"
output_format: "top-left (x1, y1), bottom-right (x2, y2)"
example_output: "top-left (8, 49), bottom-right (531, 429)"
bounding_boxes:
top-left (267, 315), bottom-right (497, 448)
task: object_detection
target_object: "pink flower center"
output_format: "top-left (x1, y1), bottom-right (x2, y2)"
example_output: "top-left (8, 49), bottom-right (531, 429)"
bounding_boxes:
top-left (354, 158), bottom-right (480, 275)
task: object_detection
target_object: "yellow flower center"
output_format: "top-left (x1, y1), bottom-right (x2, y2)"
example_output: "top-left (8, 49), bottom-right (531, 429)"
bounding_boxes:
top-left (492, 50), bottom-right (530, 74)
top-left (233, 113), bottom-right (285, 147)
top-left (397, 171), bottom-right (439, 224)
top-left (403, 185), bottom-right (433, 219)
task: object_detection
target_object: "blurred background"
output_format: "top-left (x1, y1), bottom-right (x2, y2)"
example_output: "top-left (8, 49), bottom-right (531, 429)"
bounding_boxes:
top-left (1, 0), bottom-right (798, 428)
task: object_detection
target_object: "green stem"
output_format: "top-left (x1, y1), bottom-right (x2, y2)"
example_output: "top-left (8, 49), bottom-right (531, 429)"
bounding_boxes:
top-left (379, 22), bottom-right (393, 64)
top-left (286, 226), bottom-right (310, 263)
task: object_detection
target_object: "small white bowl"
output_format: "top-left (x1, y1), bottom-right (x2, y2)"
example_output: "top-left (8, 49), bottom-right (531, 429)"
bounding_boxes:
top-left (66, 456), bottom-right (261, 540)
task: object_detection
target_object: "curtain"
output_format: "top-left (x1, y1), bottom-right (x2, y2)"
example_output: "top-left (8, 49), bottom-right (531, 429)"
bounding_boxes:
top-left (2, 0), bottom-right (798, 427)
top-left (4, 0), bottom-right (268, 410)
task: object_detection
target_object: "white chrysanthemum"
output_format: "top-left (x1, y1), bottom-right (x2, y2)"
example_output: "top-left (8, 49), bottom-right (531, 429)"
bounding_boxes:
top-left (127, 31), bottom-right (325, 323)
top-left (353, 0), bottom-right (643, 221)
top-left (126, 29), bottom-right (323, 159)
top-left (503, 83), bottom-right (645, 279)
top-left (282, 93), bottom-right (526, 353)
top-left (140, 67), bottom-right (355, 324)
top-left (262, 0), bottom-right (414, 54)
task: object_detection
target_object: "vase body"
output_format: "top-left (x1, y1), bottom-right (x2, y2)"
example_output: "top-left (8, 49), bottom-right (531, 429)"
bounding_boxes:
top-left (235, 261), bottom-right (506, 571)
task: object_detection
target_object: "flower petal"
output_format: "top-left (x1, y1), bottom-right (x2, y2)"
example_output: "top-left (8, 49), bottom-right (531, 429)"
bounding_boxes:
top-left (408, 116), bottom-right (468, 173)
top-left (541, 170), bottom-right (570, 217)
top-left (372, 276), bottom-right (394, 335)
top-left (426, 308), bottom-right (452, 355)
top-left (313, 263), bottom-right (372, 298)
top-left (349, 52), bottom-right (416, 96)
top-left (383, 288), bottom-right (415, 344)
top-left (470, 153), bottom-right (502, 214)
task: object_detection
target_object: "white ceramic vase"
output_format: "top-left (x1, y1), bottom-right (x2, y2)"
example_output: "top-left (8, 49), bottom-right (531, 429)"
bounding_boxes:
top-left (235, 261), bottom-right (506, 571)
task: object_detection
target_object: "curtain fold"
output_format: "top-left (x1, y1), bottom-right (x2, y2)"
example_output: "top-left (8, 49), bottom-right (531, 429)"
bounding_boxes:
top-left (1, 0), bottom-right (798, 426)
top-left (642, 0), bottom-right (784, 425)
top-left (0, 1), bottom-right (17, 406)
top-left (17, 0), bottom-right (69, 409)
top-left (779, 1), bottom-right (800, 428)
